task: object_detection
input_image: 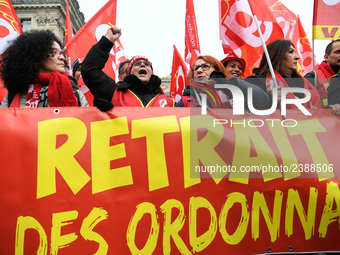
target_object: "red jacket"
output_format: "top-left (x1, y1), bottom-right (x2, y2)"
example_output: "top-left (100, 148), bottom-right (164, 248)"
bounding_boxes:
top-left (314, 61), bottom-right (338, 107)
top-left (112, 89), bottom-right (175, 107)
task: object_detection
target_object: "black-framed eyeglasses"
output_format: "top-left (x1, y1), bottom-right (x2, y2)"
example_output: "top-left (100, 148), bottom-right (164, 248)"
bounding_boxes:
top-left (192, 63), bottom-right (213, 72)
top-left (50, 47), bottom-right (65, 58)
top-left (133, 60), bottom-right (152, 67)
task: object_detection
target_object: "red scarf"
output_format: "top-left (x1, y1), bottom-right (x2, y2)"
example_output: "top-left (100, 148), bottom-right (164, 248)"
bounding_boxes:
top-left (10, 71), bottom-right (78, 107)
top-left (265, 71), bottom-right (322, 109)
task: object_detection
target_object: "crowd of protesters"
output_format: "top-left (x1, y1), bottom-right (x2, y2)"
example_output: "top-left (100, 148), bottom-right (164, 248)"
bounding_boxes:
top-left (0, 27), bottom-right (339, 115)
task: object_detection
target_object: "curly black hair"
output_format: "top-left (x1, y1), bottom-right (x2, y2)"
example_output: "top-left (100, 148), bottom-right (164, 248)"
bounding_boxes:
top-left (0, 29), bottom-right (63, 94)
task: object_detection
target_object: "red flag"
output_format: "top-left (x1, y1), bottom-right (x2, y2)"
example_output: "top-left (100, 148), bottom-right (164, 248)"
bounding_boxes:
top-left (265, 1), bottom-right (316, 75)
top-left (292, 16), bottom-right (317, 75)
top-left (65, 0), bottom-right (117, 106)
top-left (0, 0), bottom-right (22, 98)
top-left (266, 0), bottom-right (296, 40)
top-left (0, 0), bottom-right (22, 53)
top-left (0, 85), bottom-right (7, 102)
top-left (313, 0), bottom-right (340, 40)
top-left (170, 45), bottom-right (189, 103)
top-left (220, 0), bottom-right (284, 77)
top-left (184, 0), bottom-right (201, 66)
top-left (64, 0), bottom-right (73, 45)
top-left (112, 38), bottom-right (129, 77)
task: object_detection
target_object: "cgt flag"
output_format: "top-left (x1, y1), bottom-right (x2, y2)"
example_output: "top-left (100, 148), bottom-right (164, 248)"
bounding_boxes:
top-left (0, 0), bottom-right (22, 100)
top-left (220, 0), bottom-right (284, 77)
top-left (266, 0), bottom-right (316, 75)
top-left (292, 16), bottom-right (317, 75)
top-left (0, 0), bottom-right (22, 53)
top-left (112, 38), bottom-right (129, 79)
top-left (65, 0), bottom-right (117, 106)
top-left (184, 0), bottom-right (201, 66)
top-left (170, 45), bottom-right (189, 103)
top-left (313, 0), bottom-right (340, 40)
top-left (266, 0), bottom-right (296, 40)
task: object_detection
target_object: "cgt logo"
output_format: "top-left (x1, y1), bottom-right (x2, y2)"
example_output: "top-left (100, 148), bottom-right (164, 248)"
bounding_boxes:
top-left (200, 84), bottom-right (312, 116)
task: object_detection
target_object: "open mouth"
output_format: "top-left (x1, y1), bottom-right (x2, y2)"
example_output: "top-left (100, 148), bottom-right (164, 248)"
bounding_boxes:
top-left (138, 69), bottom-right (147, 75)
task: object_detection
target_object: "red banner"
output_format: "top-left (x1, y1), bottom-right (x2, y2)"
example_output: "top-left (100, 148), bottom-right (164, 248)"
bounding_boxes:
top-left (313, 0), bottom-right (340, 40)
top-left (1, 107), bottom-right (340, 254)
top-left (220, 0), bottom-right (284, 77)
top-left (170, 45), bottom-right (189, 102)
top-left (185, 0), bottom-right (201, 66)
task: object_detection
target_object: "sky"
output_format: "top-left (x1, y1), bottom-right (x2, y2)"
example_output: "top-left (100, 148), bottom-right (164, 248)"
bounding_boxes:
top-left (76, 0), bottom-right (330, 77)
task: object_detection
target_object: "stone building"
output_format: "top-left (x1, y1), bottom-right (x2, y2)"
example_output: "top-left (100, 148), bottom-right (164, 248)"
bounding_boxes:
top-left (161, 76), bottom-right (171, 97)
top-left (11, 0), bottom-right (85, 44)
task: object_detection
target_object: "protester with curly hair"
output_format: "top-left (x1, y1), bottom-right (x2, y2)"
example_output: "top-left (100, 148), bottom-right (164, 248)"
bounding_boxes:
top-left (0, 29), bottom-right (88, 107)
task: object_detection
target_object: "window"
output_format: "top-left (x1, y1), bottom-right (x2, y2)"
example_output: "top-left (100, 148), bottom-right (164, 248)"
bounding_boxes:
top-left (20, 18), bottom-right (31, 32)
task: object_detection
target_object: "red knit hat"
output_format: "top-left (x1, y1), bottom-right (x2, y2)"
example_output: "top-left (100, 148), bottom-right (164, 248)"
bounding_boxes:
top-left (126, 55), bottom-right (153, 74)
top-left (221, 54), bottom-right (246, 73)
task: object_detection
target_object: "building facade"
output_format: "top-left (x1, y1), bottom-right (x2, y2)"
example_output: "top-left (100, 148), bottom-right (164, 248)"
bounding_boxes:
top-left (11, 0), bottom-right (85, 44)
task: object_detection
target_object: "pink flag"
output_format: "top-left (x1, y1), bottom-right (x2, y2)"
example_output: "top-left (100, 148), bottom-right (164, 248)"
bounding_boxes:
top-left (170, 45), bottom-right (189, 103)
top-left (185, 0), bottom-right (201, 66)
top-left (220, 0), bottom-right (284, 76)
top-left (64, 0), bottom-right (73, 45)
top-left (65, 0), bottom-right (117, 105)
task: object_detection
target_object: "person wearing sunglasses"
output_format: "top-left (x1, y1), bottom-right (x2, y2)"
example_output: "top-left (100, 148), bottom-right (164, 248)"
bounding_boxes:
top-left (82, 26), bottom-right (175, 111)
top-left (0, 30), bottom-right (88, 107)
top-left (177, 55), bottom-right (269, 110)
